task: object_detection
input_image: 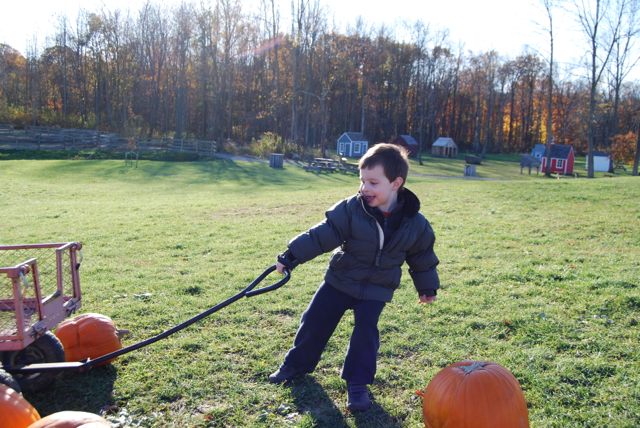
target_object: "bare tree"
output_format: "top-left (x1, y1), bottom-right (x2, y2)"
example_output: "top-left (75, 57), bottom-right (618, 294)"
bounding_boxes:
top-left (538, 0), bottom-right (560, 176)
top-left (6, 0), bottom-right (640, 157)
top-left (632, 85), bottom-right (640, 175)
top-left (606, 0), bottom-right (640, 144)
top-left (572, 0), bottom-right (637, 177)
top-left (172, 2), bottom-right (194, 139)
top-left (219, 0), bottom-right (244, 140)
top-left (258, 0), bottom-right (283, 138)
top-left (54, 15), bottom-right (70, 122)
top-left (411, 20), bottom-right (430, 164)
top-left (26, 36), bottom-right (40, 126)
top-left (634, 123), bottom-right (640, 175)
top-left (137, 3), bottom-right (170, 136)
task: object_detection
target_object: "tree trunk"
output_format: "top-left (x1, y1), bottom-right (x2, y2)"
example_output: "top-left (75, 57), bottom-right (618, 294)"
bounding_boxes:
top-left (633, 125), bottom-right (640, 176)
top-left (545, 2), bottom-right (554, 176)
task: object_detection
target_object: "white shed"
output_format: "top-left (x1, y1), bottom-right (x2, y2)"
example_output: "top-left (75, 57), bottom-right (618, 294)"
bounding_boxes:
top-left (432, 138), bottom-right (458, 158)
top-left (585, 150), bottom-right (613, 172)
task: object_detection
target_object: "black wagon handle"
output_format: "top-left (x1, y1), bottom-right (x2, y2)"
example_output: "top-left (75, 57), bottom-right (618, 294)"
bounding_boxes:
top-left (245, 265), bottom-right (291, 297)
top-left (6, 265), bottom-right (291, 375)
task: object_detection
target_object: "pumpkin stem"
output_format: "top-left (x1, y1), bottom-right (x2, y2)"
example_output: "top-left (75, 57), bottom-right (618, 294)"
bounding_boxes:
top-left (461, 361), bottom-right (489, 375)
top-left (116, 329), bottom-right (131, 340)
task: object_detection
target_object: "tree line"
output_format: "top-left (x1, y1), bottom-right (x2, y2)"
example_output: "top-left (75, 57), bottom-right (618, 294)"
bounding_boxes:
top-left (1, 0), bottom-right (639, 167)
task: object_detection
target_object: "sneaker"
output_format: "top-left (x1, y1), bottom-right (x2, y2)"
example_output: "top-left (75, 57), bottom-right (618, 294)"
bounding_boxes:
top-left (268, 364), bottom-right (301, 384)
top-left (346, 381), bottom-right (371, 411)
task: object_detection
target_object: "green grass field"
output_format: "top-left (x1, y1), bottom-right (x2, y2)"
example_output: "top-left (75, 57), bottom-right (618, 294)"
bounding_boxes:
top-left (1, 152), bottom-right (639, 427)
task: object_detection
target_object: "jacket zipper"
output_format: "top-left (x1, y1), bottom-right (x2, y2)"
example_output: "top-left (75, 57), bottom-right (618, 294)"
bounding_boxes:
top-left (375, 218), bottom-right (388, 266)
top-left (360, 197), bottom-right (384, 266)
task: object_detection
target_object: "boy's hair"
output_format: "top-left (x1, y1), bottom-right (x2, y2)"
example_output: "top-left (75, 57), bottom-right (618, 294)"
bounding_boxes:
top-left (358, 143), bottom-right (409, 189)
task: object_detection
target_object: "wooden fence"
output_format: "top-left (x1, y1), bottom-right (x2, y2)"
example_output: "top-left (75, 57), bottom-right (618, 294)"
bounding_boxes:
top-left (0, 125), bottom-right (216, 157)
top-left (0, 126), bottom-right (114, 150)
top-left (99, 137), bottom-right (217, 157)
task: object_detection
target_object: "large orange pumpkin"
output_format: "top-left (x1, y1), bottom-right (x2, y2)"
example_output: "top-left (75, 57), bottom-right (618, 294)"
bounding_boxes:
top-left (0, 383), bottom-right (41, 427)
top-left (423, 360), bottom-right (529, 428)
top-left (27, 411), bottom-right (111, 428)
top-left (54, 313), bottom-right (124, 367)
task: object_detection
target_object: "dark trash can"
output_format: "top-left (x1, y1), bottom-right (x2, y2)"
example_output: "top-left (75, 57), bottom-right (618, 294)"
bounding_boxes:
top-left (269, 153), bottom-right (284, 168)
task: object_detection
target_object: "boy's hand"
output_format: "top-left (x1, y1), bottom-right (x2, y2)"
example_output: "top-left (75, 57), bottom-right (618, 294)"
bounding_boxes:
top-left (419, 294), bottom-right (437, 304)
top-left (276, 262), bottom-right (288, 275)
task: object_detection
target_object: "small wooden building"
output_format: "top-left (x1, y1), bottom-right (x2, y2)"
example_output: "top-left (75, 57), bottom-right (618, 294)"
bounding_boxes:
top-left (532, 144), bottom-right (547, 160)
top-left (391, 135), bottom-right (418, 157)
top-left (541, 144), bottom-right (575, 174)
top-left (337, 132), bottom-right (368, 158)
top-left (585, 150), bottom-right (613, 172)
top-left (431, 138), bottom-right (458, 158)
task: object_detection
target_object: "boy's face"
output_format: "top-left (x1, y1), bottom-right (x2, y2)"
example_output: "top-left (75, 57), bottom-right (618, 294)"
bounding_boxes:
top-left (359, 165), bottom-right (403, 212)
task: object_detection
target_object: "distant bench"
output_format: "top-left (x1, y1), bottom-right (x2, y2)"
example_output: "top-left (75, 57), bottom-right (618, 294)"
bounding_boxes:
top-left (339, 158), bottom-right (359, 175)
top-left (520, 154), bottom-right (541, 174)
top-left (303, 157), bottom-right (360, 175)
top-left (304, 158), bottom-right (338, 173)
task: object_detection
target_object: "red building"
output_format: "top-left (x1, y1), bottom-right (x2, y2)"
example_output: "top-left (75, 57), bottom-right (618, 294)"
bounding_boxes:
top-left (541, 144), bottom-right (575, 174)
top-left (391, 135), bottom-right (419, 157)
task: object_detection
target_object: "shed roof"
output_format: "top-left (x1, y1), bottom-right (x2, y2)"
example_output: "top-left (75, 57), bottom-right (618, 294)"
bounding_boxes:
top-left (550, 144), bottom-right (573, 159)
top-left (433, 137), bottom-right (457, 147)
top-left (591, 150), bottom-right (611, 157)
top-left (398, 135), bottom-right (418, 145)
top-left (342, 132), bottom-right (367, 142)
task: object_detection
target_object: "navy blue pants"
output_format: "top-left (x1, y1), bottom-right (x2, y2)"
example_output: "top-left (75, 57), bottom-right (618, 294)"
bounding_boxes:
top-left (283, 282), bottom-right (386, 385)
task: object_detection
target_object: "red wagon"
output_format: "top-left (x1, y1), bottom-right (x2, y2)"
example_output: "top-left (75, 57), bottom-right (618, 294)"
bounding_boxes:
top-left (1, 242), bottom-right (289, 393)
top-left (0, 242), bottom-right (83, 392)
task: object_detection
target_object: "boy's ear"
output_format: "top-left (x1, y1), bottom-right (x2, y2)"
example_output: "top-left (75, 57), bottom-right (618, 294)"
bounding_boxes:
top-left (391, 177), bottom-right (404, 191)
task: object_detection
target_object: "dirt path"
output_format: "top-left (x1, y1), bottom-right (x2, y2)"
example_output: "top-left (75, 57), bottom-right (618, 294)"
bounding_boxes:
top-left (409, 173), bottom-right (509, 181)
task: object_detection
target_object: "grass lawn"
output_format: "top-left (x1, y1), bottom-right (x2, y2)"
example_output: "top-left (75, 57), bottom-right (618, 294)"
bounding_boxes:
top-left (0, 152), bottom-right (639, 427)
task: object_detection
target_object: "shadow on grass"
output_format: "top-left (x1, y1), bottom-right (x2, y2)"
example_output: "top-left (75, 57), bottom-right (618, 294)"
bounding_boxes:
top-left (286, 376), bottom-right (401, 428)
top-left (22, 365), bottom-right (118, 417)
top-left (26, 155), bottom-right (352, 189)
top-left (285, 377), bottom-right (349, 427)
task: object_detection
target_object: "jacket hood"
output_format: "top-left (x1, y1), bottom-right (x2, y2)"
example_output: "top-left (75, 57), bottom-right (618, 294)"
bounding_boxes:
top-left (399, 188), bottom-right (421, 218)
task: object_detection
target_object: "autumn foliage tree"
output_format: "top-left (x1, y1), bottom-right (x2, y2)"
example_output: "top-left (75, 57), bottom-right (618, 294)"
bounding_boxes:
top-left (611, 131), bottom-right (638, 165)
top-left (0, 0), bottom-right (639, 162)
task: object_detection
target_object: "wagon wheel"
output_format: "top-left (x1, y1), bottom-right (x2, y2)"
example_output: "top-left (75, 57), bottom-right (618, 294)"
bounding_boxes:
top-left (2, 332), bottom-right (65, 393)
top-left (0, 367), bottom-right (21, 393)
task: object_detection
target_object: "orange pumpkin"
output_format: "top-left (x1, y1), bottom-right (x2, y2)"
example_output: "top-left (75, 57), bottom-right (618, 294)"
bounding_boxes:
top-left (27, 411), bottom-right (111, 428)
top-left (0, 383), bottom-right (41, 427)
top-left (54, 313), bottom-right (124, 367)
top-left (423, 360), bottom-right (529, 428)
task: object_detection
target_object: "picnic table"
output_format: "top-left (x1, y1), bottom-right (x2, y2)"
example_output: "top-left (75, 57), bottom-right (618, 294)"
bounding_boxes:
top-left (339, 157), bottom-right (359, 175)
top-left (614, 162), bottom-right (627, 171)
top-left (304, 158), bottom-right (339, 173)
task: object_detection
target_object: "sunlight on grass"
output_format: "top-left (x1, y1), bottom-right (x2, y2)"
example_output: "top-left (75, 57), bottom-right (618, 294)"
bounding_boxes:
top-left (1, 157), bottom-right (638, 427)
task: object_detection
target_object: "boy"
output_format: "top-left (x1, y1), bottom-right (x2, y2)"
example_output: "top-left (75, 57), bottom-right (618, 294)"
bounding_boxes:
top-left (270, 143), bottom-right (439, 411)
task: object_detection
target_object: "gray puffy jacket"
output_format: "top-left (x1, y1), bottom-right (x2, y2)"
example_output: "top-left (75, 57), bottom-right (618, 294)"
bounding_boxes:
top-left (286, 188), bottom-right (440, 302)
